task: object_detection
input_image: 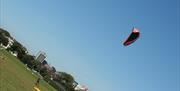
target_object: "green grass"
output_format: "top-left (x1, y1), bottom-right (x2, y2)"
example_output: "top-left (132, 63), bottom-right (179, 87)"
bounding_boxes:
top-left (0, 48), bottom-right (57, 91)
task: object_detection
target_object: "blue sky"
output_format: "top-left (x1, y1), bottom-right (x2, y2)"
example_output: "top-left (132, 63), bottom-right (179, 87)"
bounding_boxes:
top-left (0, 0), bottom-right (179, 91)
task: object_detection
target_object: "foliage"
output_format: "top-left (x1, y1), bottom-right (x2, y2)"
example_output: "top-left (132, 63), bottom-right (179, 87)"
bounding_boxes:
top-left (0, 28), bottom-right (10, 37)
top-left (52, 66), bottom-right (56, 73)
top-left (40, 67), bottom-right (48, 77)
top-left (55, 72), bottom-right (75, 91)
top-left (0, 28), bottom-right (9, 46)
top-left (0, 34), bottom-right (9, 46)
top-left (7, 41), bottom-right (27, 59)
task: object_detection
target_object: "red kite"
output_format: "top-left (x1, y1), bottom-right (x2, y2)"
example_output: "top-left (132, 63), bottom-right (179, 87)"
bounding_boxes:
top-left (123, 27), bottom-right (140, 46)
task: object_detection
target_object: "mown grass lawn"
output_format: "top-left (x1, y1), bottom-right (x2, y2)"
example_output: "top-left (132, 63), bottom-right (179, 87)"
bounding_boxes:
top-left (0, 48), bottom-right (57, 91)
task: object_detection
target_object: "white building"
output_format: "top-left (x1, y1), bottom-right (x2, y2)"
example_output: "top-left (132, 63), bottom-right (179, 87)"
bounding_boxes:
top-left (36, 51), bottom-right (46, 63)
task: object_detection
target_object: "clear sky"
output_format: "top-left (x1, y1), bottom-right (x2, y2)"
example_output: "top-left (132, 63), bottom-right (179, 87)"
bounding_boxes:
top-left (0, 0), bottom-right (180, 91)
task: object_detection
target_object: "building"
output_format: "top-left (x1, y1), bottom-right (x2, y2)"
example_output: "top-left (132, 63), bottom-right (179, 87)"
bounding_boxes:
top-left (36, 51), bottom-right (46, 63)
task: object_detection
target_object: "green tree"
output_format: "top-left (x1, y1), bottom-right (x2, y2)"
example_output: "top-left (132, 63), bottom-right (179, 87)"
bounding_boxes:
top-left (7, 41), bottom-right (27, 59)
top-left (21, 54), bottom-right (35, 67)
top-left (55, 72), bottom-right (75, 91)
top-left (32, 60), bottom-right (41, 71)
top-left (0, 28), bottom-right (10, 37)
top-left (0, 34), bottom-right (9, 46)
top-left (40, 67), bottom-right (48, 77)
top-left (0, 28), bottom-right (10, 46)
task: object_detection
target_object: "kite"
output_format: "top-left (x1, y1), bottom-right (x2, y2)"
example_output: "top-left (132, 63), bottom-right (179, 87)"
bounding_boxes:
top-left (34, 86), bottom-right (41, 91)
top-left (123, 27), bottom-right (140, 46)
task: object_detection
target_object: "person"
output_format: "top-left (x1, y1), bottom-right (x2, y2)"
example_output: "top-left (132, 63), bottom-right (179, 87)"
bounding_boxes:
top-left (34, 78), bottom-right (41, 91)
top-left (35, 78), bottom-right (40, 86)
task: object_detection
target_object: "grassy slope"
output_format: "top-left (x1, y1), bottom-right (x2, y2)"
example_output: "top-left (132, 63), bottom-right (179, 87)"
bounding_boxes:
top-left (0, 48), bottom-right (57, 91)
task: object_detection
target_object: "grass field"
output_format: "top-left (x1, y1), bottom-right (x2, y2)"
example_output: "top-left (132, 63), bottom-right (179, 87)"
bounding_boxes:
top-left (0, 48), bottom-right (57, 91)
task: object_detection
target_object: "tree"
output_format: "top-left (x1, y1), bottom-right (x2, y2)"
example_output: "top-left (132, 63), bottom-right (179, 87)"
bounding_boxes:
top-left (0, 28), bottom-right (10, 46)
top-left (0, 34), bottom-right (8, 46)
top-left (0, 28), bottom-right (10, 37)
top-left (21, 54), bottom-right (35, 68)
top-left (52, 66), bottom-right (56, 73)
top-left (55, 72), bottom-right (75, 91)
top-left (7, 41), bottom-right (27, 59)
top-left (32, 60), bottom-right (41, 71)
top-left (39, 67), bottom-right (48, 77)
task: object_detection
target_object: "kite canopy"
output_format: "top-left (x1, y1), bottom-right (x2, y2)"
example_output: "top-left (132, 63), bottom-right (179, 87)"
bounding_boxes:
top-left (123, 27), bottom-right (140, 46)
top-left (34, 86), bottom-right (41, 91)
